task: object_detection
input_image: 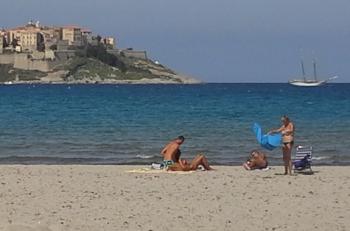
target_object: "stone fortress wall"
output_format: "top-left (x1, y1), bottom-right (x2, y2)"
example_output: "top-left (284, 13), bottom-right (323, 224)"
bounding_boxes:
top-left (0, 54), bottom-right (14, 64)
top-left (108, 49), bottom-right (148, 60)
top-left (0, 50), bottom-right (75, 72)
top-left (13, 53), bottom-right (51, 72)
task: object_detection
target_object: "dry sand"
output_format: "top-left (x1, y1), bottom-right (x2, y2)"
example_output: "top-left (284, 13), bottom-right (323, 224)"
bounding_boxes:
top-left (0, 165), bottom-right (349, 231)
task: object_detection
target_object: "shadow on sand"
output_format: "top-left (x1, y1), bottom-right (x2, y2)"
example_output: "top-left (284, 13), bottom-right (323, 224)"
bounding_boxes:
top-left (274, 170), bottom-right (318, 176)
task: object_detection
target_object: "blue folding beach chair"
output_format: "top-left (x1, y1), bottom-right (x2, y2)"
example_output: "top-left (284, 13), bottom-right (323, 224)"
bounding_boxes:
top-left (293, 146), bottom-right (313, 173)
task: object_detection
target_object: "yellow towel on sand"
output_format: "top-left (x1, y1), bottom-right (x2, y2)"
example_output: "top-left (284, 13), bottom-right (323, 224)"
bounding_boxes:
top-left (126, 168), bottom-right (195, 174)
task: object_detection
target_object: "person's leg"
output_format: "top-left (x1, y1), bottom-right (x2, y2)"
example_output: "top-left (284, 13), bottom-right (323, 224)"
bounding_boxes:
top-left (199, 154), bottom-right (213, 170)
top-left (167, 162), bottom-right (182, 171)
top-left (190, 154), bottom-right (213, 170)
top-left (189, 155), bottom-right (202, 170)
top-left (282, 145), bottom-right (288, 175)
top-left (286, 143), bottom-right (293, 175)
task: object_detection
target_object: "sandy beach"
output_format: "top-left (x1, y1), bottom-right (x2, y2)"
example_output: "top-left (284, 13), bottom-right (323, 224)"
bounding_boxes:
top-left (0, 165), bottom-right (349, 231)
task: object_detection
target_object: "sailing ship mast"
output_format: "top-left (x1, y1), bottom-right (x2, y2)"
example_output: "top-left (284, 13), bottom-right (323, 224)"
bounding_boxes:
top-left (301, 60), bottom-right (306, 81)
top-left (313, 60), bottom-right (317, 81)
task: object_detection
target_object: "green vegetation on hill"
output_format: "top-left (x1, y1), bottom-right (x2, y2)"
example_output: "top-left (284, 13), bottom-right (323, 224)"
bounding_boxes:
top-left (76, 44), bottom-right (127, 72)
top-left (0, 64), bottom-right (46, 82)
top-left (63, 56), bottom-right (164, 81)
top-left (63, 44), bottom-right (180, 81)
top-left (0, 43), bottom-right (197, 83)
top-left (63, 57), bottom-right (122, 81)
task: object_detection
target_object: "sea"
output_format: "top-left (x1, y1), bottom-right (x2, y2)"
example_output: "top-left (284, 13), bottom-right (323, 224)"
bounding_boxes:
top-left (0, 83), bottom-right (349, 165)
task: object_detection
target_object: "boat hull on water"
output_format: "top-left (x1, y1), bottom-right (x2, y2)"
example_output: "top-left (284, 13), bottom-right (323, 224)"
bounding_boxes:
top-left (288, 60), bottom-right (338, 87)
top-left (288, 80), bottom-right (326, 87)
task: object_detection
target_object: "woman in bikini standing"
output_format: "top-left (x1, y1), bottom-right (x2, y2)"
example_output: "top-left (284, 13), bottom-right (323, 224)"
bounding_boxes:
top-left (269, 115), bottom-right (295, 175)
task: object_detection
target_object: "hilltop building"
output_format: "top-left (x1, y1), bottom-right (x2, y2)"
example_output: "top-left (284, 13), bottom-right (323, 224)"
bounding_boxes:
top-left (62, 26), bottom-right (82, 46)
top-left (104, 37), bottom-right (115, 49)
top-left (19, 31), bottom-right (44, 52)
top-left (0, 20), bottom-right (151, 73)
top-left (3, 21), bottom-right (93, 53)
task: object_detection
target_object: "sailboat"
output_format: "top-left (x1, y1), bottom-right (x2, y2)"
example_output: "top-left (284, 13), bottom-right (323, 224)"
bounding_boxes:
top-left (289, 60), bottom-right (338, 87)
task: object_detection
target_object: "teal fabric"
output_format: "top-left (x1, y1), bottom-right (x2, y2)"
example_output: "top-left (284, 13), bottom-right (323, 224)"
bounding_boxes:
top-left (253, 123), bottom-right (281, 150)
top-left (163, 160), bottom-right (175, 167)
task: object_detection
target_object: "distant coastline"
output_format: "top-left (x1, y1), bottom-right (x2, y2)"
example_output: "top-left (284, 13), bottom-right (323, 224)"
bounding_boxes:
top-left (0, 21), bottom-right (201, 84)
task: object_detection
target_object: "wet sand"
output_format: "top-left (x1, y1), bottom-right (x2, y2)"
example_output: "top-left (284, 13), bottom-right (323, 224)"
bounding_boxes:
top-left (0, 165), bottom-right (349, 231)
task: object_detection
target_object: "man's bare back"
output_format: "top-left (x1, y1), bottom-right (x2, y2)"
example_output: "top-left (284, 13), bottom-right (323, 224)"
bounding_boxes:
top-left (161, 136), bottom-right (185, 162)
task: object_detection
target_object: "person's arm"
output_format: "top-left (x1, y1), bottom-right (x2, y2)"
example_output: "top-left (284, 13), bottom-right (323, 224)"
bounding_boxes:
top-left (268, 126), bottom-right (283, 134)
top-left (160, 144), bottom-right (169, 156)
top-left (247, 159), bottom-right (256, 170)
top-left (243, 161), bottom-right (251, 170)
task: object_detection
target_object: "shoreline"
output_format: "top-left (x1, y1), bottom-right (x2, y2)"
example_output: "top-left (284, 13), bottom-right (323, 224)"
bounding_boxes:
top-left (0, 165), bottom-right (348, 231)
top-left (1, 82), bottom-right (348, 85)
top-left (0, 80), bottom-right (204, 85)
top-left (1, 163), bottom-right (350, 166)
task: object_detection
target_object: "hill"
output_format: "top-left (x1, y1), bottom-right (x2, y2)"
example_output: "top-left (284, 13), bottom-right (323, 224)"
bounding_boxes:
top-left (0, 45), bottom-right (201, 84)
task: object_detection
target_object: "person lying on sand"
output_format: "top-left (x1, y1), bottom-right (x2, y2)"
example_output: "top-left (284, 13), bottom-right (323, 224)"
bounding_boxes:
top-left (161, 136), bottom-right (185, 168)
top-left (168, 154), bottom-right (214, 171)
top-left (243, 150), bottom-right (268, 170)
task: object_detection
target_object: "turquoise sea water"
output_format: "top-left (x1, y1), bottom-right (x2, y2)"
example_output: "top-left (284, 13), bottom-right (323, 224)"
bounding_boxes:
top-left (0, 83), bottom-right (349, 165)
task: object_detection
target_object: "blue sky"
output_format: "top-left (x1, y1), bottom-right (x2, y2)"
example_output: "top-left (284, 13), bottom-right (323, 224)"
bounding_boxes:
top-left (1, 0), bottom-right (349, 82)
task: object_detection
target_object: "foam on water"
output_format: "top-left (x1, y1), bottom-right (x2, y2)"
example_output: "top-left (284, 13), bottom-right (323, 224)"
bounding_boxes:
top-left (312, 156), bottom-right (331, 161)
top-left (136, 154), bottom-right (158, 159)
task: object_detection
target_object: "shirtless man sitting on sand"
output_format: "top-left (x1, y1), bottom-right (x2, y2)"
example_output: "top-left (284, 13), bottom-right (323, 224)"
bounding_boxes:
top-left (161, 136), bottom-right (213, 171)
top-left (161, 136), bottom-right (185, 168)
top-left (243, 150), bottom-right (268, 170)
